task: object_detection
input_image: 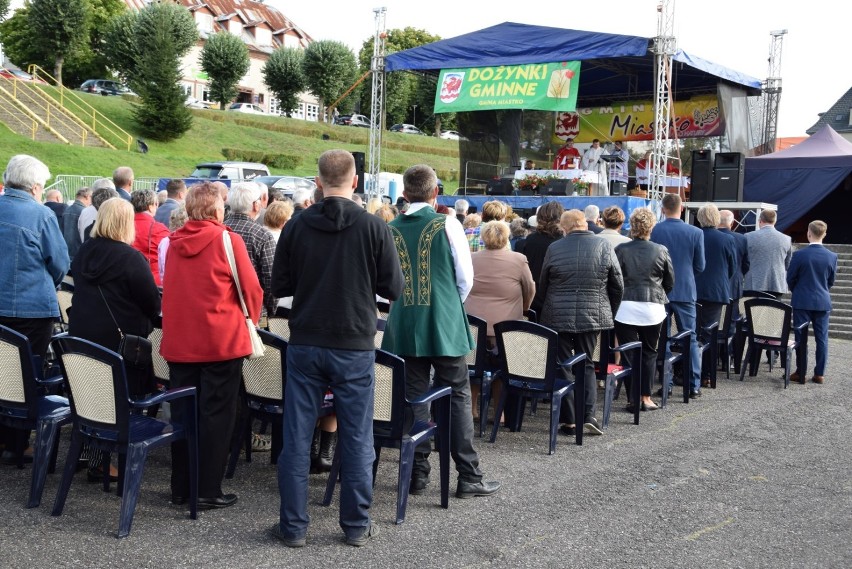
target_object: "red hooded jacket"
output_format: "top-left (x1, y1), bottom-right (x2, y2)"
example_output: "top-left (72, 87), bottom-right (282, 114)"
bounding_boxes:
top-left (160, 219), bottom-right (262, 362)
top-left (132, 212), bottom-right (170, 286)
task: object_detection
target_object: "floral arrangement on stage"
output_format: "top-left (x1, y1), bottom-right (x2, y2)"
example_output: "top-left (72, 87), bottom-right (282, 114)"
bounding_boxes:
top-left (571, 177), bottom-right (590, 195)
top-left (513, 173), bottom-right (560, 192)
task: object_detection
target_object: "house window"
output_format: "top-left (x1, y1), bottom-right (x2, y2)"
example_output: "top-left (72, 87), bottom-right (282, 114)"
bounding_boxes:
top-left (305, 103), bottom-right (319, 122)
top-left (269, 97), bottom-right (280, 116)
top-left (196, 13), bottom-right (213, 33)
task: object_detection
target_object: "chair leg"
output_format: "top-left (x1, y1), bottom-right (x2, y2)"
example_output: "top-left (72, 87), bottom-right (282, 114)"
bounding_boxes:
top-left (631, 371), bottom-right (641, 426)
top-left (489, 388), bottom-right (509, 443)
top-left (548, 396), bottom-right (561, 455)
top-left (782, 349), bottom-right (790, 389)
top-left (27, 419), bottom-right (62, 508)
top-left (321, 446), bottom-right (342, 507)
top-left (52, 432), bottom-right (83, 516)
top-left (436, 397), bottom-right (450, 511)
top-left (602, 374), bottom-right (615, 429)
top-left (396, 439), bottom-right (415, 524)
top-left (574, 377), bottom-right (585, 446)
top-left (739, 345), bottom-right (752, 381)
top-left (479, 376), bottom-right (492, 438)
top-left (117, 444), bottom-right (147, 538)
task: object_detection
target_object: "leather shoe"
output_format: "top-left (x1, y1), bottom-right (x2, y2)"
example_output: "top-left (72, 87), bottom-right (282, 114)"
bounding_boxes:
top-left (1, 450), bottom-right (34, 465)
top-left (456, 479), bottom-right (501, 499)
top-left (269, 523), bottom-right (306, 548)
top-left (701, 377), bottom-right (711, 388)
top-left (655, 387), bottom-right (672, 398)
top-left (409, 476), bottom-right (429, 495)
top-left (790, 372), bottom-right (805, 384)
top-left (170, 495), bottom-right (187, 506)
top-left (812, 375), bottom-right (824, 384)
top-left (689, 389), bottom-right (701, 398)
top-left (641, 401), bottom-right (659, 411)
top-left (198, 493), bottom-right (238, 509)
top-left (559, 424), bottom-right (576, 436)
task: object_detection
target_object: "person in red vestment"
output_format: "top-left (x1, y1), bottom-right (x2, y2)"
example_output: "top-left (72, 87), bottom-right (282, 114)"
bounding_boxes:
top-left (553, 139), bottom-right (581, 169)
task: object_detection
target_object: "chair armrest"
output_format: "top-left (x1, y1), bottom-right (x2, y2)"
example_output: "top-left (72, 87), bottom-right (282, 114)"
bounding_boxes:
top-left (36, 375), bottom-right (65, 388)
top-left (794, 321), bottom-right (809, 332)
top-left (671, 329), bottom-right (691, 342)
top-left (611, 341), bottom-right (642, 354)
top-left (408, 385), bottom-right (452, 406)
top-left (558, 353), bottom-right (587, 368)
top-left (701, 321), bottom-right (719, 333)
top-left (130, 386), bottom-right (197, 409)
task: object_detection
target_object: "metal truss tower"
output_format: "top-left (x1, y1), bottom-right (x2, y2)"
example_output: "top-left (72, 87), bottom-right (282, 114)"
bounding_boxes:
top-left (650, 0), bottom-right (677, 202)
top-left (759, 30), bottom-right (787, 156)
top-left (367, 7), bottom-right (387, 199)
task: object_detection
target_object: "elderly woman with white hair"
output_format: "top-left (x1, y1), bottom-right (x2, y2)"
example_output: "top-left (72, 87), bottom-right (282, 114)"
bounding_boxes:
top-left (0, 155), bottom-right (70, 465)
top-left (224, 181), bottom-right (279, 319)
top-left (695, 203), bottom-right (736, 387)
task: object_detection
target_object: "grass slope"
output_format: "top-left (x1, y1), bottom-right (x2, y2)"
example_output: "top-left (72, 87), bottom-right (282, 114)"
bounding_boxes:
top-left (0, 88), bottom-right (461, 191)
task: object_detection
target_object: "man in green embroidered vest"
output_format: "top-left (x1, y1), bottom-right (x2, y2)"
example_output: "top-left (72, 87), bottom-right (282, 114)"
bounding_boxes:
top-left (382, 164), bottom-right (501, 500)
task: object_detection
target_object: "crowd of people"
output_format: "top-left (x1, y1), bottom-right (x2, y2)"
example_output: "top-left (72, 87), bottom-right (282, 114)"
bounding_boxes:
top-left (0, 151), bottom-right (838, 547)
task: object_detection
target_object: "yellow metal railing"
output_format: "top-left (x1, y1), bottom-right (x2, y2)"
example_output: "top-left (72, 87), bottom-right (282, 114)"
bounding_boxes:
top-left (0, 95), bottom-right (40, 141)
top-left (0, 83), bottom-right (69, 143)
top-left (0, 74), bottom-right (89, 145)
top-left (28, 65), bottom-right (134, 151)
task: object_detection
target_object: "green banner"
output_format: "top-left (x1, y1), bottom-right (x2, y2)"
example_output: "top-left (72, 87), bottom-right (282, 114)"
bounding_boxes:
top-left (434, 61), bottom-right (581, 113)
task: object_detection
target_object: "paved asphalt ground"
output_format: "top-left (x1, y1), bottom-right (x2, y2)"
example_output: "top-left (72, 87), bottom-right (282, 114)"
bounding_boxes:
top-left (1, 339), bottom-right (851, 568)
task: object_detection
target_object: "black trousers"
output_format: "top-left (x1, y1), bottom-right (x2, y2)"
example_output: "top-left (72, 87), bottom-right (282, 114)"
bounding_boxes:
top-left (169, 359), bottom-right (242, 499)
top-left (557, 331), bottom-right (598, 425)
top-left (0, 317), bottom-right (55, 451)
top-left (404, 355), bottom-right (482, 483)
top-left (615, 321), bottom-right (662, 399)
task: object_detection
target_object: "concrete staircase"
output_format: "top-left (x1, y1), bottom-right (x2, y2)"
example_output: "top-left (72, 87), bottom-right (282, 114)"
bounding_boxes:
top-left (0, 75), bottom-right (110, 148)
top-left (826, 244), bottom-right (852, 341)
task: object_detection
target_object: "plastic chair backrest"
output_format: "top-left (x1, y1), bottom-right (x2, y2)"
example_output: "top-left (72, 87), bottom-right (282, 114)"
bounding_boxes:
top-left (147, 326), bottom-right (170, 383)
top-left (242, 329), bottom-right (286, 401)
top-left (465, 314), bottom-right (487, 374)
top-left (494, 320), bottom-right (559, 389)
top-left (0, 325), bottom-right (40, 418)
top-left (373, 349), bottom-right (408, 440)
top-left (267, 317), bottom-right (291, 341)
top-left (745, 298), bottom-right (791, 341)
top-left (57, 290), bottom-right (73, 326)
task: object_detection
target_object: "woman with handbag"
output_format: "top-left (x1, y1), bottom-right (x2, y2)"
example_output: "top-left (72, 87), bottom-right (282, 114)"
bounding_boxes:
top-left (160, 182), bottom-right (262, 510)
top-left (69, 197), bottom-right (162, 481)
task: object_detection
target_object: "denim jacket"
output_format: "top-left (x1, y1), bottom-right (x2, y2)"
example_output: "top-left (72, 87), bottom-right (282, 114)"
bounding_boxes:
top-left (0, 187), bottom-right (70, 318)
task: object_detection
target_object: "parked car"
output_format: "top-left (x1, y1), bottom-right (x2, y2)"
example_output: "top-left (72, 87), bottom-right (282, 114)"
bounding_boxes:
top-left (185, 96), bottom-right (212, 109)
top-left (228, 103), bottom-right (266, 115)
top-left (440, 130), bottom-right (466, 141)
top-left (254, 175), bottom-right (317, 196)
top-left (389, 123), bottom-right (426, 135)
top-left (0, 68), bottom-right (46, 83)
top-left (335, 114), bottom-right (372, 128)
top-left (190, 161), bottom-right (270, 181)
top-left (78, 79), bottom-right (134, 96)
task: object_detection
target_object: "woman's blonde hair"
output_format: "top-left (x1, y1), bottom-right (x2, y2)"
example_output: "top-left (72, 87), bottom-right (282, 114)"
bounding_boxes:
top-left (629, 207), bottom-right (656, 239)
top-left (481, 200), bottom-right (509, 222)
top-left (92, 197), bottom-right (135, 244)
top-left (264, 200), bottom-right (294, 230)
top-left (480, 221), bottom-right (510, 250)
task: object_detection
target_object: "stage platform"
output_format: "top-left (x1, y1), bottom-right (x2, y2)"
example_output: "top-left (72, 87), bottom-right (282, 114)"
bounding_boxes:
top-left (437, 195), bottom-right (659, 231)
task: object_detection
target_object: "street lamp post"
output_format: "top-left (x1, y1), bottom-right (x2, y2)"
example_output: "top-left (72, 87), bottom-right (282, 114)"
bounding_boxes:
top-left (412, 104), bottom-right (417, 126)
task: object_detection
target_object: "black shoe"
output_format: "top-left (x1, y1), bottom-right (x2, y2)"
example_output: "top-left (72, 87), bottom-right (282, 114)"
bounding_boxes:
top-left (198, 493), bottom-right (238, 509)
top-left (641, 401), bottom-right (660, 411)
top-left (87, 465), bottom-right (118, 483)
top-left (583, 417), bottom-right (603, 435)
top-left (672, 375), bottom-right (684, 386)
top-left (655, 387), bottom-right (672, 398)
top-left (689, 389), bottom-right (701, 399)
top-left (558, 424), bottom-right (576, 436)
top-left (170, 495), bottom-right (188, 506)
top-left (409, 476), bottom-right (429, 495)
top-left (625, 404), bottom-right (637, 414)
top-left (315, 431), bottom-right (337, 473)
top-left (269, 523), bottom-right (306, 548)
top-left (456, 479), bottom-right (501, 499)
top-left (345, 522), bottom-right (379, 547)
top-left (1, 450), bottom-right (33, 465)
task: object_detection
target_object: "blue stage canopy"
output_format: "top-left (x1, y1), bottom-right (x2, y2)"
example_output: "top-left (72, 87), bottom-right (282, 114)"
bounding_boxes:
top-left (386, 22), bottom-right (761, 105)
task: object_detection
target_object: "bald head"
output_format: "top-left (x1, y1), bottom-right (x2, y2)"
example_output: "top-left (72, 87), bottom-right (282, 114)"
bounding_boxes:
top-left (45, 189), bottom-right (63, 203)
top-left (718, 209), bottom-right (734, 229)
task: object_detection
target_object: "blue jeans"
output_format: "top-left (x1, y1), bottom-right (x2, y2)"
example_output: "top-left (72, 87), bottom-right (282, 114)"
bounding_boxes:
top-left (667, 302), bottom-right (701, 390)
top-left (278, 345), bottom-right (375, 541)
top-left (794, 309), bottom-right (829, 376)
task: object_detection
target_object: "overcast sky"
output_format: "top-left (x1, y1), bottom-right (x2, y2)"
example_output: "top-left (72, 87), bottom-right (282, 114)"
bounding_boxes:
top-left (275, 0), bottom-right (847, 138)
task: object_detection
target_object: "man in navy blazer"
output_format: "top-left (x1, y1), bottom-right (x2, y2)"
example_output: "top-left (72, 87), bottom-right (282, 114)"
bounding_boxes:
top-left (787, 220), bottom-right (837, 385)
top-left (650, 193), bottom-right (705, 397)
top-left (718, 210), bottom-right (750, 329)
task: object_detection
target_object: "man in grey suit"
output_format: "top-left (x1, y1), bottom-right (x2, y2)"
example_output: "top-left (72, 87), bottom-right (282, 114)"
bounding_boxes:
top-left (743, 209), bottom-right (791, 298)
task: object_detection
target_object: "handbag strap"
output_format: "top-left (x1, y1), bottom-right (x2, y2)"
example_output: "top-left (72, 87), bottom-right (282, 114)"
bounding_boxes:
top-left (222, 231), bottom-right (250, 319)
top-left (98, 285), bottom-right (124, 338)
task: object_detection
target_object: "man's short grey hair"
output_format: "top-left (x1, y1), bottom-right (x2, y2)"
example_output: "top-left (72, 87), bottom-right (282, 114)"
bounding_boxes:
top-left (113, 166), bottom-right (134, 189)
top-left (292, 188), bottom-right (313, 207)
top-left (454, 199), bottom-right (469, 214)
top-left (256, 182), bottom-right (268, 198)
top-left (719, 210), bottom-right (734, 227)
top-left (45, 189), bottom-right (63, 202)
top-left (228, 182), bottom-right (262, 214)
top-left (76, 187), bottom-right (92, 199)
top-left (584, 204), bottom-right (600, 221)
top-left (91, 177), bottom-right (116, 192)
top-left (3, 154), bottom-right (51, 193)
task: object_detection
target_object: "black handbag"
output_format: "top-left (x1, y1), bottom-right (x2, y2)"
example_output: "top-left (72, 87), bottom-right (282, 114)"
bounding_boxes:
top-left (98, 286), bottom-right (153, 370)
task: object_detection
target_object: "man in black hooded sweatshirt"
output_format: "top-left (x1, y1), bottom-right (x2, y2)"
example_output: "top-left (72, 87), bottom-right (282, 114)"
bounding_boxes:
top-left (270, 149), bottom-right (403, 548)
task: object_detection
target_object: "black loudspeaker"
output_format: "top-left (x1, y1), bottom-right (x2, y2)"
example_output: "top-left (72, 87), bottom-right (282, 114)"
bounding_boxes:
top-left (545, 179), bottom-right (570, 195)
top-left (486, 177), bottom-right (514, 195)
top-left (351, 151), bottom-right (365, 193)
top-left (690, 149), bottom-right (713, 201)
top-left (713, 152), bottom-right (744, 202)
top-left (609, 181), bottom-right (627, 195)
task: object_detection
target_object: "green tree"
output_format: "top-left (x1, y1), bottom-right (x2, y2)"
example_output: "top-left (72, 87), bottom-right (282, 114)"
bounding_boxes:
top-left (200, 31), bottom-right (249, 110)
top-left (0, 7), bottom-right (46, 71)
top-left (28, 0), bottom-right (89, 84)
top-left (101, 3), bottom-right (197, 140)
top-left (0, 0), bottom-right (11, 20)
top-left (302, 40), bottom-right (358, 122)
top-left (357, 27), bottom-right (441, 129)
top-left (263, 47), bottom-right (306, 117)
